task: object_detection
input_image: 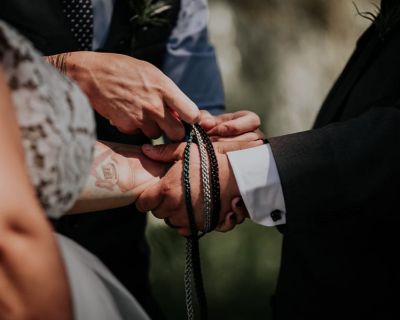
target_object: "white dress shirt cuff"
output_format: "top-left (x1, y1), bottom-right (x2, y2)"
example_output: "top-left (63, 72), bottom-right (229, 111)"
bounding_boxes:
top-left (227, 144), bottom-right (286, 227)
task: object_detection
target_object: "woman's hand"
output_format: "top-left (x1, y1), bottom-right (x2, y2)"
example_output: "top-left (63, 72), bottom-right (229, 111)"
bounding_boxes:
top-left (68, 141), bottom-right (169, 214)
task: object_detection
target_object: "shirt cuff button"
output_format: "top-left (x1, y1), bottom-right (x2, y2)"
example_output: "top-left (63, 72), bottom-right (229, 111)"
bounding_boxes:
top-left (271, 210), bottom-right (282, 222)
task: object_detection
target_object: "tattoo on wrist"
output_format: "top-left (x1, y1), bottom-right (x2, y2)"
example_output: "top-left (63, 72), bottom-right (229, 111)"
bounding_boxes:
top-left (46, 53), bottom-right (72, 75)
top-left (91, 147), bottom-right (136, 193)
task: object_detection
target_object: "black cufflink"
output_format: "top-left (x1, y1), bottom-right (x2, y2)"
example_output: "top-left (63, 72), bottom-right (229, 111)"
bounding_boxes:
top-left (271, 210), bottom-right (282, 222)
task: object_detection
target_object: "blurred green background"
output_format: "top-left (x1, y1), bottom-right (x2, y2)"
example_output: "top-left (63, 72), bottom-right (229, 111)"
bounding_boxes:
top-left (147, 0), bottom-right (371, 319)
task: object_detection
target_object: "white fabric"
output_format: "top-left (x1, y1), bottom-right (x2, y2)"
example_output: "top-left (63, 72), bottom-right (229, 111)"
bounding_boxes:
top-left (227, 144), bottom-right (287, 226)
top-left (0, 21), bottom-right (95, 218)
top-left (58, 234), bottom-right (150, 320)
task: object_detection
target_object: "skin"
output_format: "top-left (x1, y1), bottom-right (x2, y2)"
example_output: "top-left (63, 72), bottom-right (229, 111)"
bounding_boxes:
top-left (46, 51), bottom-right (199, 141)
top-left (69, 110), bottom-right (264, 215)
top-left (199, 110), bottom-right (265, 142)
top-left (69, 141), bottom-right (169, 214)
top-left (0, 68), bottom-right (72, 319)
top-left (135, 140), bottom-right (264, 236)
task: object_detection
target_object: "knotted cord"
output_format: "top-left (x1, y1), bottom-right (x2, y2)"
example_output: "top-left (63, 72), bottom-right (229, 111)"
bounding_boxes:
top-left (183, 123), bottom-right (221, 320)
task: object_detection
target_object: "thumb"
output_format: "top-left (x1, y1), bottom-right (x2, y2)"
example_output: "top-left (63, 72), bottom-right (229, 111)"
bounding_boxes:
top-left (198, 110), bottom-right (217, 131)
top-left (142, 143), bottom-right (186, 162)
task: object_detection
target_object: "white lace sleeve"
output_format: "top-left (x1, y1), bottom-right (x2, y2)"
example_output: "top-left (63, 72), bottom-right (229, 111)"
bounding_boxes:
top-left (0, 21), bottom-right (96, 218)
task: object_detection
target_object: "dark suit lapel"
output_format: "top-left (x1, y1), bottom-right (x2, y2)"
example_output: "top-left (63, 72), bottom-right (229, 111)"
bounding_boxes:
top-left (314, 26), bottom-right (382, 127)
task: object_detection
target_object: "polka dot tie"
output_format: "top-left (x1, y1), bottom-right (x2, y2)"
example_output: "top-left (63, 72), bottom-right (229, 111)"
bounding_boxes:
top-left (61, 0), bottom-right (94, 51)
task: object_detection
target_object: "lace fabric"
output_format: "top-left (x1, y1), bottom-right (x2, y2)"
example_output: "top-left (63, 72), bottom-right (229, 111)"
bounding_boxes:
top-left (0, 21), bottom-right (152, 320)
top-left (0, 21), bottom-right (96, 218)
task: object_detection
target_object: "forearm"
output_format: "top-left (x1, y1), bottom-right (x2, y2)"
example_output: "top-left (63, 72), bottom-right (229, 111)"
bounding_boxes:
top-left (68, 140), bottom-right (163, 214)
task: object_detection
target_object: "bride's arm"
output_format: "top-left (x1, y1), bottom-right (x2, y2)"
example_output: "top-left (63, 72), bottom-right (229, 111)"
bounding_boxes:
top-left (0, 68), bottom-right (72, 319)
top-left (68, 140), bottom-right (168, 214)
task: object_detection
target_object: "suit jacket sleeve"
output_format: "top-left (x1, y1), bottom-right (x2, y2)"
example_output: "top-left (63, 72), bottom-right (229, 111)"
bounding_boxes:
top-left (269, 105), bottom-right (400, 229)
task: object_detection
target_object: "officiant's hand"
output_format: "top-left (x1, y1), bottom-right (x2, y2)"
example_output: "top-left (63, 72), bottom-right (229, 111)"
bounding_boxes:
top-left (135, 140), bottom-right (263, 236)
top-left (199, 110), bottom-right (265, 142)
top-left (47, 52), bottom-right (199, 141)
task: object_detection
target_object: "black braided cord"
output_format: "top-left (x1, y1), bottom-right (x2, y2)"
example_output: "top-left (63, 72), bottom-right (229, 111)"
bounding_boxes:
top-left (183, 124), bottom-right (221, 320)
top-left (195, 125), bottom-right (221, 230)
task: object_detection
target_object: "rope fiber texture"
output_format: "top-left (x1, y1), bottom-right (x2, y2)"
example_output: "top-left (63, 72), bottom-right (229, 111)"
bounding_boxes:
top-left (183, 123), bottom-right (221, 320)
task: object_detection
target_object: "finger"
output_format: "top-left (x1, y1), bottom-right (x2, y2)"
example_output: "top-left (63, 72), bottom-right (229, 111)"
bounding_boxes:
top-left (254, 128), bottom-right (266, 140)
top-left (198, 110), bottom-right (217, 130)
top-left (163, 78), bottom-right (200, 124)
top-left (178, 228), bottom-right (191, 237)
top-left (135, 182), bottom-right (164, 212)
top-left (140, 121), bottom-right (163, 139)
top-left (207, 112), bottom-right (236, 126)
top-left (213, 140), bottom-right (264, 154)
top-left (215, 212), bottom-right (238, 233)
top-left (210, 132), bottom-right (262, 142)
top-left (114, 118), bottom-right (140, 135)
top-left (164, 213), bottom-right (188, 229)
top-left (142, 143), bottom-right (186, 162)
top-left (151, 192), bottom-right (185, 220)
top-left (231, 197), bottom-right (248, 223)
top-left (164, 218), bottom-right (180, 229)
top-left (156, 109), bottom-right (185, 142)
top-left (207, 111), bottom-right (261, 137)
top-left (205, 111), bottom-right (255, 129)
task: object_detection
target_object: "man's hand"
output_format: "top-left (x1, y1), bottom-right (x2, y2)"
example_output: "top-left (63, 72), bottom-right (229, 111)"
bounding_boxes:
top-left (199, 110), bottom-right (265, 142)
top-left (135, 140), bottom-right (263, 236)
top-left (47, 52), bottom-right (199, 141)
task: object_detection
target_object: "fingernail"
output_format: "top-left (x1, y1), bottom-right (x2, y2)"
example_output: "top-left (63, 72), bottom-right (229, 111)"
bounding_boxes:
top-left (235, 199), bottom-right (244, 208)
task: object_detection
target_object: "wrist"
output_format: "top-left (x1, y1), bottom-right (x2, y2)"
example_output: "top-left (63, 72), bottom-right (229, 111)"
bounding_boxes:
top-left (64, 51), bottom-right (92, 88)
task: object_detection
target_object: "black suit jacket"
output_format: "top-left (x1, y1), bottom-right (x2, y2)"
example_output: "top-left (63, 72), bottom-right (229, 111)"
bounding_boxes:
top-left (0, 1), bottom-right (180, 317)
top-left (269, 9), bottom-right (400, 320)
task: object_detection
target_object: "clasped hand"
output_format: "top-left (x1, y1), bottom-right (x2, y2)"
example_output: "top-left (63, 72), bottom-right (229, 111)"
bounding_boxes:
top-left (136, 110), bottom-right (264, 236)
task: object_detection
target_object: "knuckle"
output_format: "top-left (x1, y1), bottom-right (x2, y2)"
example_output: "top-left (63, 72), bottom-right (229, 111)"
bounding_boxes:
top-left (160, 183), bottom-right (173, 197)
top-left (222, 123), bottom-right (238, 135)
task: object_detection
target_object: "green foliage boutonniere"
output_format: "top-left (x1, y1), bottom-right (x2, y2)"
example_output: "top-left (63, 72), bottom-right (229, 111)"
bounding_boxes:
top-left (129, 0), bottom-right (172, 30)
